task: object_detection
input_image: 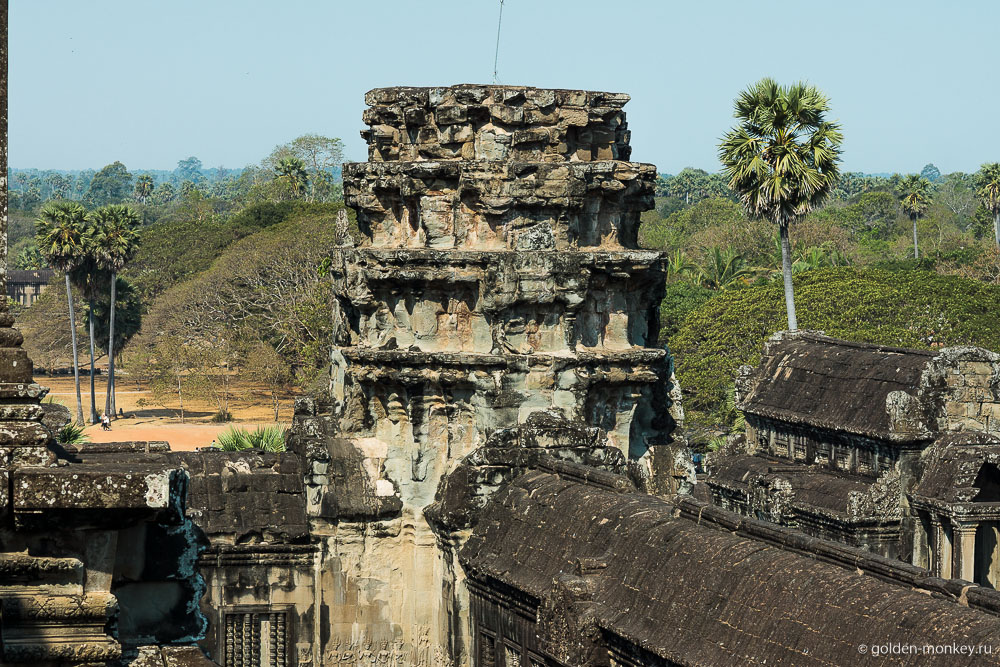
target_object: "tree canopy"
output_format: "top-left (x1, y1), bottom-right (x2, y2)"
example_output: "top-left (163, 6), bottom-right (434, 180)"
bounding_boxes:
top-left (671, 267), bottom-right (1000, 432)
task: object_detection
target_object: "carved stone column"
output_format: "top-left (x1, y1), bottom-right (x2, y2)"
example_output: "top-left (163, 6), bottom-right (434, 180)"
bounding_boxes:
top-left (928, 516), bottom-right (940, 575)
top-left (940, 519), bottom-right (953, 579)
top-left (954, 522), bottom-right (978, 583)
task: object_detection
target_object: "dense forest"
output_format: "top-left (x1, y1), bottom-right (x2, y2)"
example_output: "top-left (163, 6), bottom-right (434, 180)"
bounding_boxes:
top-left (10, 131), bottom-right (1000, 445)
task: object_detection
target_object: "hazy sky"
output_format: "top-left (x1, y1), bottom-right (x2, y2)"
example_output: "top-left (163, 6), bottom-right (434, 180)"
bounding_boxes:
top-left (9, 0), bottom-right (999, 174)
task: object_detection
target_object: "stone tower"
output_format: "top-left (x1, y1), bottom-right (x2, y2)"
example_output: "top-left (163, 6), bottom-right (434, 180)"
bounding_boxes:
top-left (314, 84), bottom-right (680, 664)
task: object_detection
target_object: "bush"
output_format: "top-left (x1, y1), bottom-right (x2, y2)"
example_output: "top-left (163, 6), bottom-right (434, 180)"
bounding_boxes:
top-left (57, 422), bottom-right (89, 445)
top-left (672, 267), bottom-right (1000, 428)
top-left (217, 425), bottom-right (286, 452)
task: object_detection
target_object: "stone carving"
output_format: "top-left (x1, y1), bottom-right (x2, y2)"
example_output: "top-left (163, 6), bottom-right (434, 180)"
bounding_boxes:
top-left (290, 84), bottom-right (683, 665)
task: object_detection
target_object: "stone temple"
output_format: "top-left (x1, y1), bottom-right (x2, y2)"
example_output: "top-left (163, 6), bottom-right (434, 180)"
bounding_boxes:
top-left (8, 26), bottom-right (1000, 665)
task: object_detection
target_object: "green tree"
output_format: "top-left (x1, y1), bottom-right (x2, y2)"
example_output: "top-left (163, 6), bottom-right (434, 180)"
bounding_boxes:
top-left (853, 191), bottom-right (899, 239)
top-left (134, 173), bottom-right (154, 205)
top-left (975, 163), bottom-right (1000, 248)
top-left (12, 242), bottom-right (45, 270)
top-left (175, 156), bottom-right (204, 185)
top-left (85, 161), bottom-right (134, 207)
top-left (719, 78), bottom-right (843, 331)
top-left (274, 157), bottom-right (308, 199)
top-left (897, 174), bottom-right (932, 258)
top-left (88, 204), bottom-right (140, 418)
top-left (152, 182), bottom-right (176, 204)
top-left (264, 134), bottom-right (343, 202)
top-left (920, 163), bottom-right (942, 183)
top-left (34, 201), bottom-right (88, 423)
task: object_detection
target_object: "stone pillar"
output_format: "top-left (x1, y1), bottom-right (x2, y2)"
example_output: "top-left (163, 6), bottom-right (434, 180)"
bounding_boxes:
top-left (912, 511), bottom-right (928, 570)
top-left (928, 516), bottom-right (940, 575)
top-left (954, 522), bottom-right (977, 583)
top-left (939, 519), bottom-right (954, 579)
top-left (975, 521), bottom-right (1000, 588)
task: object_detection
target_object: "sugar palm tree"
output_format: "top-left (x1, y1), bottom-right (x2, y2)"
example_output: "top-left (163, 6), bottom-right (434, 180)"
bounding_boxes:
top-left (35, 201), bottom-right (88, 424)
top-left (897, 175), bottom-right (931, 258)
top-left (975, 163), bottom-right (1000, 247)
top-left (719, 78), bottom-right (842, 330)
top-left (133, 173), bottom-right (154, 205)
top-left (134, 173), bottom-right (154, 225)
top-left (72, 247), bottom-right (104, 424)
top-left (88, 205), bottom-right (140, 418)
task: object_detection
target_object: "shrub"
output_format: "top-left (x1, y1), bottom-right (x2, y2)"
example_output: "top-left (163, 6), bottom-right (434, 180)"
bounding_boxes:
top-left (217, 425), bottom-right (286, 453)
top-left (57, 422), bottom-right (90, 445)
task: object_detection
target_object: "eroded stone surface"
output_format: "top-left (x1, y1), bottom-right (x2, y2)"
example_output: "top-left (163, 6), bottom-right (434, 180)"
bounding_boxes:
top-left (298, 84), bottom-right (683, 665)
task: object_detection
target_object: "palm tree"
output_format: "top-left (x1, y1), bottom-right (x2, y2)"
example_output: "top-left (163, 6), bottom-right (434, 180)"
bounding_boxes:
top-left (897, 175), bottom-right (931, 258)
top-left (134, 173), bottom-right (154, 225)
top-left (133, 173), bottom-right (154, 205)
top-left (275, 157), bottom-right (308, 199)
top-left (719, 78), bottom-right (842, 330)
top-left (975, 163), bottom-right (1000, 247)
top-left (88, 205), bottom-right (140, 419)
top-left (665, 249), bottom-right (698, 283)
top-left (35, 201), bottom-right (88, 424)
top-left (72, 246), bottom-right (104, 424)
top-left (696, 247), bottom-right (754, 290)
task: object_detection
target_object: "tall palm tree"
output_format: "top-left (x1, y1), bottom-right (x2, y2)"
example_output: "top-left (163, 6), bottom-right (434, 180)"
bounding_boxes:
top-left (88, 205), bottom-right (140, 418)
top-left (72, 247), bottom-right (104, 424)
top-left (133, 173), bottom-right (154, 205)
top-left (134, 173), bottom-right (154, 225)
top-left (719, 78), bottom-right (842, 330)
top-left (35, 201), bottom-right (88, 424)
top-left (275, 157), bottom-right (308, 199)
top-left (975, 163), bottom-right (1000, 247)
top-left (897, 175), bottom-right (931, 259)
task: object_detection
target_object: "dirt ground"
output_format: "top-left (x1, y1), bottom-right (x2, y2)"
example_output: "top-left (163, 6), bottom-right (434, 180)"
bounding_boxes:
top-left (42, 375), bottom-right (299, 452)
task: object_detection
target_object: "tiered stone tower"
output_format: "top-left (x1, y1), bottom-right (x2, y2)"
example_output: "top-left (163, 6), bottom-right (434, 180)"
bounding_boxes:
top-left (316, 84), bottom-right (680, 664)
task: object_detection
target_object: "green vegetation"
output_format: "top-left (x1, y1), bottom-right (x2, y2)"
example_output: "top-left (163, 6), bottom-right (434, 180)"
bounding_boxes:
top-left (897, 175), bottom-right (932, 258)
top-left (976, 163), bottom-right (1000, 247)
top-left (217, 425), bottom-right (286, 453)
top-left (672, 268), bottom-right (1000, 442)
top-left (56, 422), bottom-right (89, 446)
top-left (719, 78), bottom-right (843, 331)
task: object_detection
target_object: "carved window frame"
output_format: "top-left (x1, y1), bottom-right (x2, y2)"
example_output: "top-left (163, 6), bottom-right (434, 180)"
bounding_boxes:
top-left (478, 628), bottom-right (498, 667)
top-left (219, 604), bottom-right (294, 667)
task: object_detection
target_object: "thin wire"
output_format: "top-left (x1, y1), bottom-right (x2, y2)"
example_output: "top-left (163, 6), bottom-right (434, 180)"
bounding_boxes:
top-left (493, 0), bottom-right (505, 84)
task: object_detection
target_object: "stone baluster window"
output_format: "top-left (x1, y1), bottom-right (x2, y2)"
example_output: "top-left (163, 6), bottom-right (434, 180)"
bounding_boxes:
top-left (224, 611), bottom-right (287, 667)
top-left (504, 643), bottom-right (522, 666)
top-left (479, 632), bottom-right (497, 667)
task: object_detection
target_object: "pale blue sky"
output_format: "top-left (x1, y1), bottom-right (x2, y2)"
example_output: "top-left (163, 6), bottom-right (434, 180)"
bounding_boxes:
top-left (9, 0), bottom-right (999, 174)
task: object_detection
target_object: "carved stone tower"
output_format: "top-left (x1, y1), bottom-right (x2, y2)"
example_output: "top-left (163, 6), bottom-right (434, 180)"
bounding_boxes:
top-left (314, 84), bottom-right (680, 664)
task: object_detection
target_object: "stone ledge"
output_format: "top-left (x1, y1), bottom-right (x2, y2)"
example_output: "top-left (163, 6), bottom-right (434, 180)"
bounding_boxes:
top-left (12, 464), bottom-right (183, 511)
